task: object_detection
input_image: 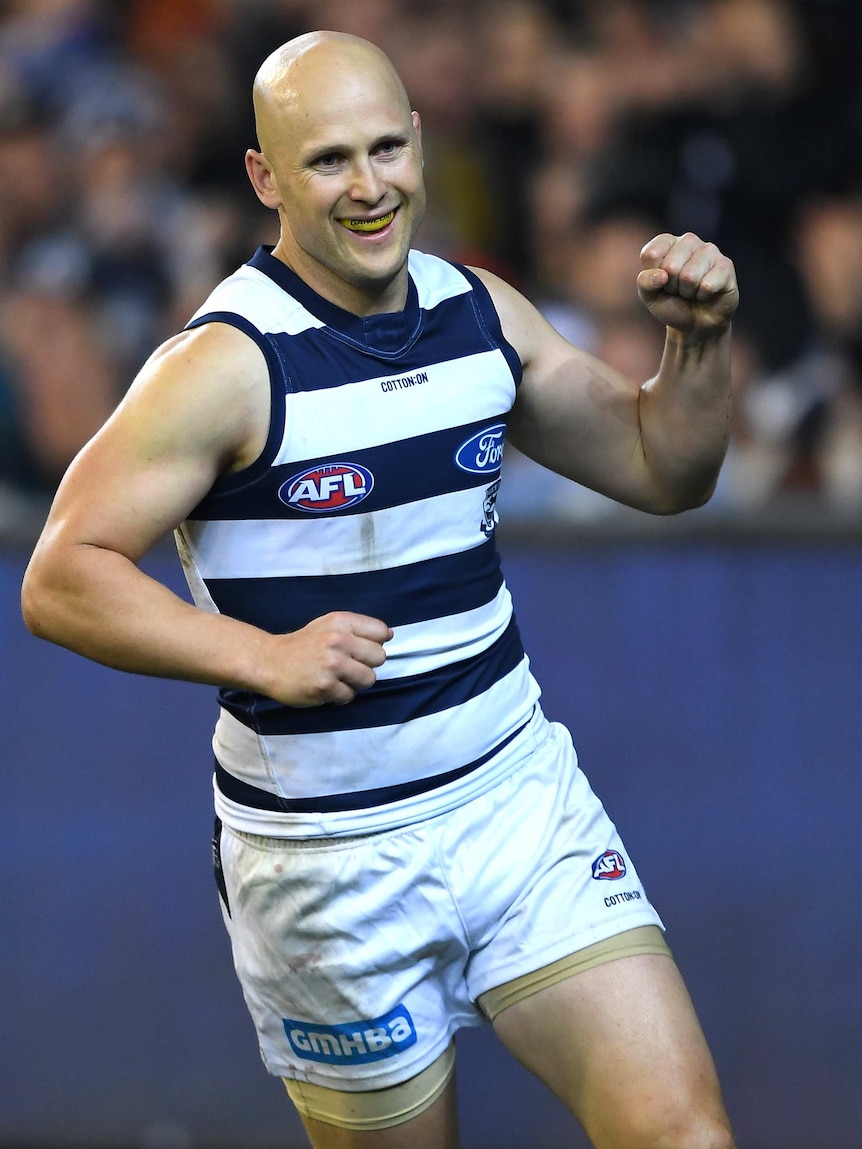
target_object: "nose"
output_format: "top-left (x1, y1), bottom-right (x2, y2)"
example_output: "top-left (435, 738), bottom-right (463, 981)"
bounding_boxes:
top-left (348, 157), bottom-right (386, 204)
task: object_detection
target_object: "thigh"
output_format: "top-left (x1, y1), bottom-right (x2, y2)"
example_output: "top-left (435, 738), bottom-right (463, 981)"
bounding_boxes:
top-left (492, 952), bottom-right (735, 1149)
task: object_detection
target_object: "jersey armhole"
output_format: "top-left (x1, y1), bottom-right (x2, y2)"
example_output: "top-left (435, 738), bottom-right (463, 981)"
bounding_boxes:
top-left (185, 309), bottom-right (288, 491)
top-left (450, 263), bottom-right (524, 389)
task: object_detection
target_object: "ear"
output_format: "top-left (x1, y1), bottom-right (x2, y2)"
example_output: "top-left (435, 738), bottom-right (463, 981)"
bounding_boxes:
top-left (245, 149), bottom-right (282, 209)
top-left (411, 111), bottom-right (423, 166)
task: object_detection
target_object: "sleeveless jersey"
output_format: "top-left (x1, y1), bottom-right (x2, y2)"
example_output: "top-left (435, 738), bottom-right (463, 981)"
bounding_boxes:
top-left (176, 246), bottom-right (543, 837)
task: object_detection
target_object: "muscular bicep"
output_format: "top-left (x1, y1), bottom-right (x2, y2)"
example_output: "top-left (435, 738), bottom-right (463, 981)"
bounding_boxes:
top-left (47, 408), bottom-right (221, 564)
top-left (39, 324), bottom-right (271, 563)
top-left (506, 336), bottom-right (652, 499)
top-left (472, 267), bottom-right (653, 505)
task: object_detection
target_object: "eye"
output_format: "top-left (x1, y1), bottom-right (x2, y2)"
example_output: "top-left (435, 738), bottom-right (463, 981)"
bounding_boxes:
top-left (374, 139), bottom-right (403, 159)
top-left (314, 152), bottom-right (344, 171)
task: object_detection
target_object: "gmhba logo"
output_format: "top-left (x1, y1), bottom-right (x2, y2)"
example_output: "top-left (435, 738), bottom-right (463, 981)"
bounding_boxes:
top-left (283, 1004), bottom-right (417, 1064)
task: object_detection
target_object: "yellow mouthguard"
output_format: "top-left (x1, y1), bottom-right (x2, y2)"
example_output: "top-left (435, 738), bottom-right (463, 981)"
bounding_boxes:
top-left (340, 211), bottom-right (395, 233)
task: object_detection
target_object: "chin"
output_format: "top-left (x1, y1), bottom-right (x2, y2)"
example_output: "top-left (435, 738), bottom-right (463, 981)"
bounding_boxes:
top-left (349, 250), bottom-right (409, 290)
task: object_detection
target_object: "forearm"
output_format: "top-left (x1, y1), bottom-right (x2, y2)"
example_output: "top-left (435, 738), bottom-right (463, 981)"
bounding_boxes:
top-left (637, 324), bottom-right (733, 512)
top-left (21, 542), bottom-right (273, 692)
top-left (23, 541), bottom-right (392, 708)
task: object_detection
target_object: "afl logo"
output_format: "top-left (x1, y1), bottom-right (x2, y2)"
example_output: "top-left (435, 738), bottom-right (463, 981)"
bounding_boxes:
top-left (455, 424), bottom-right (506, 474)
top-left (279, 462), bottom-right (374, 513)
top-left (591, 850), bottom-right (627, 881)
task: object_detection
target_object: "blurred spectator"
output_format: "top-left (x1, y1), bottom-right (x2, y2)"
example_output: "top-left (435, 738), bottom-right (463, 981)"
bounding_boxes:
top-left (0, 290), bottom-right (117, 490)
top-left (391, 6), bottom-right (502, 271)
top-left (468, 0), bottom-right (560, 283)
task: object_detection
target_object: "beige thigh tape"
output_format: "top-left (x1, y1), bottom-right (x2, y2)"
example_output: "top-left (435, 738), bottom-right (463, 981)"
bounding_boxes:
top-left (478, 924), bottom-right (672, 1023)
top-left (284, 1042), bottom-right (455, 1132)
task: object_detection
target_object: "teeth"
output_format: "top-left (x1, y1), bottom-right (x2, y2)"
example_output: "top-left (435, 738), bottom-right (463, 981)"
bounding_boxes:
top-left (341, 211), bottom-right (395, 233)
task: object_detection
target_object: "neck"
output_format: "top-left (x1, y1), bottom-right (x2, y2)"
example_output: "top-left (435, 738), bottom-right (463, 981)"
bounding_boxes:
top-left (270, 241), bottom-right (409, 317)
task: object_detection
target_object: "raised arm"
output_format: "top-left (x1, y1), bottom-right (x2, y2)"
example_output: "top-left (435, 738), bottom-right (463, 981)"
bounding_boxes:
top-left (480, 232), bottom-right (738, 514)
top-left (21, 323), bottom-right (391, 706)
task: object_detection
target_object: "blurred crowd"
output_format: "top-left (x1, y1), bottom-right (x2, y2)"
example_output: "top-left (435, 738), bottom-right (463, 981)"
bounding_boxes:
top-left (1, 0), bottom-right (862, 537)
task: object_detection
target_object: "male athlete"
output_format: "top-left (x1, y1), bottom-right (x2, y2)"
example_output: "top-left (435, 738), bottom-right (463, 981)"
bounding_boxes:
top-left (22, 30), bottom-right (738, 1149)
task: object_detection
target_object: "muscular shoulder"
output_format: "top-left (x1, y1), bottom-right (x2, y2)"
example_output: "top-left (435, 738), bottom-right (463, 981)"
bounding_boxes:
top-left (468, 265), bottom-right (566, 373)
top-left (469, 264), bottom-right (603, 393)
top-left (31, 321), bottom-right (273, 563)
top-left (127, 321), bottom-right (271, 473)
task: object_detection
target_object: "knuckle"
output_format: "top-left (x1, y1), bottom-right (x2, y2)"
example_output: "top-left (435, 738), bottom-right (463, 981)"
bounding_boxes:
top-left (316, 660), bottom-right (342, 690)
top-left (317, 671), bottom-right (340, 693)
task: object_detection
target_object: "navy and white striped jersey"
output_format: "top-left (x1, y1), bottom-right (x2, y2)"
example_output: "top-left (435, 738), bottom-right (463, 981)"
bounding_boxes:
top-left (176, 246), bottom-right (543, 836)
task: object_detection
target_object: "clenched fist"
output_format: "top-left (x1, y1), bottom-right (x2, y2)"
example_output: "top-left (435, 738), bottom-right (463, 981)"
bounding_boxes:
top-left (260, 611), bottom-right (393, 708)
top-left (637, 232), bottom-right (739, 336)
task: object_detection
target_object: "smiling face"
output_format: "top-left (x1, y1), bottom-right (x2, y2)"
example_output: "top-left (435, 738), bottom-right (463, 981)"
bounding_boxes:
top-left (246, 33), bottom-right (426, 316)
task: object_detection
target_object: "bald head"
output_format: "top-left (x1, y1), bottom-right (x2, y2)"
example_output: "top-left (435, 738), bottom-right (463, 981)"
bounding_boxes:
top-left (252, 31), bottom-right (412, 158)
top-left (244, 30), bottom-right (426, 315)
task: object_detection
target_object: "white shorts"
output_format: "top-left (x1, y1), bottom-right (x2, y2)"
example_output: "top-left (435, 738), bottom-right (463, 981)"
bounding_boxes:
top-left (214, 719), bottom-right (664, 1091)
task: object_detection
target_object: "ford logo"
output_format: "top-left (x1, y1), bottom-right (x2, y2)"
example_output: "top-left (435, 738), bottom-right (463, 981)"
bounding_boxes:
top-left (455, 424), bottom-right (506, 474)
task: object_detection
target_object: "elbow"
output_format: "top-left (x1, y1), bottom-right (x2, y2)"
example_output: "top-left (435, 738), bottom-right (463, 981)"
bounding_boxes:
top-left (20, 560), bottom-right (62, 642)
top-left (20, 572), bottom-right (49, 639)
top-left (643, 474), bottom-right (719, 516)
top-left (642, 445), bottom-right (724, 514)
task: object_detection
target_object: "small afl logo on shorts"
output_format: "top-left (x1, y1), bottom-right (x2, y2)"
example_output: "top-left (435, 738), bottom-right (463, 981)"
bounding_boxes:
top-left (591, 850), bottom-right (627, 880)
top-left (283, 1004), bottom-right (418, 1065)
top-left (279, 462), bottom-right (374, 513)
top-left (455, 424), bottom-right (506, 474)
